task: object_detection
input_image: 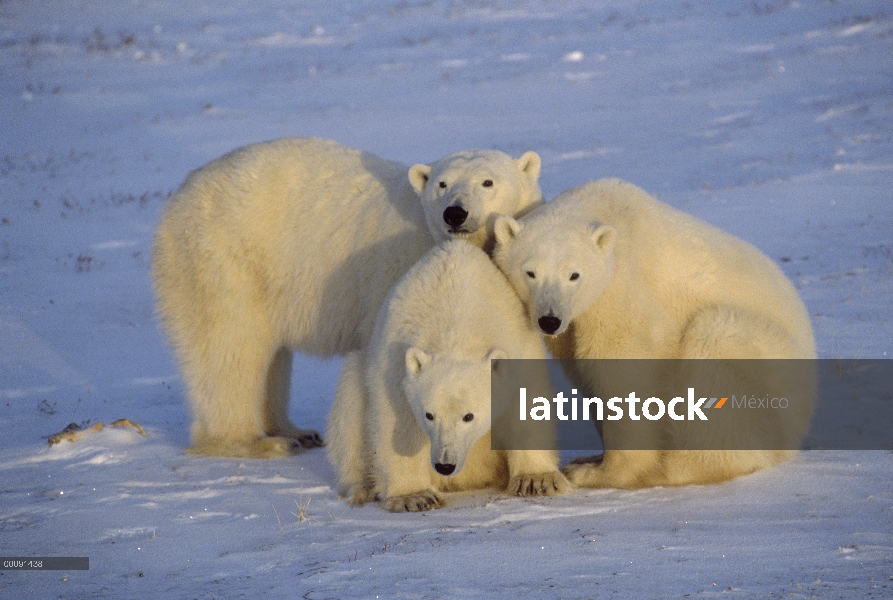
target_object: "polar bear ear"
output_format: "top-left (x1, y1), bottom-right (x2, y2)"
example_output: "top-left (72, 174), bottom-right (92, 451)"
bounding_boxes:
top-left (486, 347), bottom-right (508, 376)
top-left (517, 151), bottom-right (541, 182)
top-left (591, 224), bottom-right (617, 254)
top-left (408, 164), bottom-right (432, 195)
top-left (493, 215), bottom-right (523, 248)
top-left (405, 347), bottom-right (432, 376)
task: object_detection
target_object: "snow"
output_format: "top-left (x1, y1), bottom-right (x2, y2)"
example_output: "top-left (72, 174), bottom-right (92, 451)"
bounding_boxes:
top-left (1, 0), bottom-right (891, 597)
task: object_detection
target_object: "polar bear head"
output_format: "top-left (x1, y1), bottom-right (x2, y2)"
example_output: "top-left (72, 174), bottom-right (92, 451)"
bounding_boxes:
top-left (402, 347), bottom-right (507, 476)
top-left (492, 213), bottom-right (617, 336)
top-left (408, 150), bottom-right (542, 250)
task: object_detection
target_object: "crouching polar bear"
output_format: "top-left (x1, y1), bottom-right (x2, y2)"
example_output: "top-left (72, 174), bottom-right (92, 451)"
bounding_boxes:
top-left (493, 178), bottom-right (816, 489)
top-left (327, 240), bottom-right (568, 512)
top-left (152, 138), bottom-right (542, 458)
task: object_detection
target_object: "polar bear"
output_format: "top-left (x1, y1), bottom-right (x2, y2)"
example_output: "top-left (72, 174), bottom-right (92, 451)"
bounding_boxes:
top-left (152, 138), bottom-right (542, 458)
top-left (493, 178), bottom-right (816, 489)
top-left (326, 240), bottom-right (568, 511)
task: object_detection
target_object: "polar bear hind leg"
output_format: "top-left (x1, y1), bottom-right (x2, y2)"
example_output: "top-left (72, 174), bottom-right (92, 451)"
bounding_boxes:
top-left (664, 305), bottom-right (805, 485)
top-left (564, 450), bottom-right (665, 489)
top-left (678, 305), bottom-right (805, 361)
top-left (566, 305), bottom-right (807, 488)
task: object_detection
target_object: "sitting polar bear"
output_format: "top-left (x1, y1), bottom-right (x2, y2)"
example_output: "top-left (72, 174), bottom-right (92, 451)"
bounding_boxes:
top-left (493, 178), bottom-right (816, 489)
top-left (152, 138), bottom-right (542, 458)
top-left (326, 240), bottom-right (568, 512)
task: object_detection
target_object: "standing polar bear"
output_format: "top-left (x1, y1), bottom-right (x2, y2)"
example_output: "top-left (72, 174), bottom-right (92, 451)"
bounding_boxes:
top-left (152, 137), bottom-right (542, 458)
top-left (327, 240), bottom-right (568, 512)
top-left (493, 178), bottom-right (816, 489)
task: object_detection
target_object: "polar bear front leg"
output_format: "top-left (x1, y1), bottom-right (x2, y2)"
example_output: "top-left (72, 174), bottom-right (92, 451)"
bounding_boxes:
top-left (378, 444), bottom-right (445, 512)
top-left (372, 421), bottom-right (444, 512)
top-left (505, 449), bottom-right (570, 496)
top-left (380, 454), bottom-right (445, 512)
top-left (263, 346), bottom-right (324, 449)
top-left (366, 372), bottom-right (445, 512)
top-left (185, 332), bottom-right (301, 458)
top-left (327, 352), bottom-right (375, 505)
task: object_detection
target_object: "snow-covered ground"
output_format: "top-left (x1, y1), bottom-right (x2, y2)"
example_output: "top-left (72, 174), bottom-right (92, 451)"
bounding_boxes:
top-left (2, 1), bottom-right (891, 597)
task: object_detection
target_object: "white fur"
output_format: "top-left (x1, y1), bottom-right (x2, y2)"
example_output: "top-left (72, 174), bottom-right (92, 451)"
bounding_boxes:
top-left (152, 138), bottom-right (542, 457)
top-left (326, 240), bottom-right (567, 512)
top-left (493, 178), bottom-right (816, 488)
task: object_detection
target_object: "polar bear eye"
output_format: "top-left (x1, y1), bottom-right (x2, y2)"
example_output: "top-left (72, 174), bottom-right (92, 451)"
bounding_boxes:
top-left (463, 413), bottom-right (474, 422)
top-left (526, 271), bottom-right (535, 279)
top-left (425, 412), bottom-right (434, 421)
top-left (438, 181), bottom-right (447, 189)
top-left (570, 272), bottom-right (580, 281)
top-left (482, 179), bottom-right (493, 188)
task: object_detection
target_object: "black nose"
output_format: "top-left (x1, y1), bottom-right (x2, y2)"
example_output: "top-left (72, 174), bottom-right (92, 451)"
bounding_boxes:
top-left (538, 316), bottom-right (562, 335)
top-left (434, 463), bottom-right (456, 476)
top-left (443, 205), bottom-right (468, 228)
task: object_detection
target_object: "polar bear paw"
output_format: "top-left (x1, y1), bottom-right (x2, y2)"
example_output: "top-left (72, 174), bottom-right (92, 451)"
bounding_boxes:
top-left (508, 471), bottom-right (570, 497)
top-left (294, 429), bottom-right (325, 449)
top-left (344, 483), bottom-right (377, 507)
top-left (563, 459), bottom-right (608, 488)
top-left (270, 425), bottom-right (325, 449)
top-left (188, 435), bottom-right (301, 459)
top-left (384, 490), bottom-right (445, 512)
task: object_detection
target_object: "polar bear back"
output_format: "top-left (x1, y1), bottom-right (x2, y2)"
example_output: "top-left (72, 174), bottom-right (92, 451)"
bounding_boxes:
top-left (374, 240), bottom-right (544, 362)
top-left (154, 138), bottom-right (431, 356)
